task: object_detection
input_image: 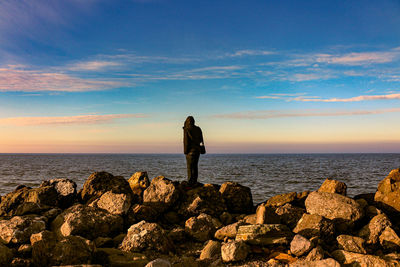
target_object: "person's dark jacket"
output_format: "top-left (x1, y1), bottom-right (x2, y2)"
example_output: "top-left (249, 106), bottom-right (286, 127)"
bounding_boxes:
top-left (183, 125), bottom-right (204, 154)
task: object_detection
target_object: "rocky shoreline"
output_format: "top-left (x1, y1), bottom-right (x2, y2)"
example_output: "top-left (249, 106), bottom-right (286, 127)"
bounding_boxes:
top-left (1, 169), bottom-right (400, 266)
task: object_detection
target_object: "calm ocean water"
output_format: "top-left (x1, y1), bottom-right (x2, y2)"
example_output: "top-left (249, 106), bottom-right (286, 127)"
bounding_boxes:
top-left (0, 153), bottom-right (399, 203)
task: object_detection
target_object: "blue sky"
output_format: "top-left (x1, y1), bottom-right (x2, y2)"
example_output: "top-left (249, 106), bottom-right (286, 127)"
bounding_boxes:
top-left (0, 0), bottom-right (400, 153)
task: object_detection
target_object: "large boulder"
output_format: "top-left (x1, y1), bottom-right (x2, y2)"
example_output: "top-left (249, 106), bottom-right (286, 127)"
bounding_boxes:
top-left (358, 213), bottom-right (392, 244)
top-left (0, 186), bottom-right (58, 216)
top-left (185, 213), bottom-right (219, 242)
top-left (318, 178), bottom-right (347, 196)
top-left (290, 234), bottom-right (313, 257)
top-left (31, 230), bottom-right (94, 266)
top-left (178, 183), bottom-right (227, 218)
top-left (80, 172), bottom-right (132, 204)
top-left (332, 250), bottom-right (398, 266)
top-left (214, 221), bottom-right (246, 240)
top-left (0, 215), bottom-right (46, 244)
top-left (293, 213), bottom-right (335, 240)
top-left (0, 243), bottom-right (13, 266)
top-left (143, 176), bottom-right (179, 213)
top-left (126, 204), bottom-right (159, 224)
top-left (120, 221), bottom-right (173, 253)
top-left (51, 204), bottom-right (123, 240)
top-left (40, 178), bottom-right (77, 208)
top-left (375, 168), bottom-right (400, 215)
top-left (219, 182), bottom-right (253, 214)
top-left (128, 172), bottom-right (150, 202)
top-left (305, 191), bottom-right (363, 228)
top-left (235, 224), bottom-right (293, 245)
top-left (95, 191), bottom-right (131, 215)
top-left (336, 235), bottom-right (367, 254)
top-left (221, 240), bottom-right (249, 262)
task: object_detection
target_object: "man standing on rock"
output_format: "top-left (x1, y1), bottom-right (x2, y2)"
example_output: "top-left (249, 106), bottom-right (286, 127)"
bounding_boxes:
top-left (183, 116), bottom-right (205, 186)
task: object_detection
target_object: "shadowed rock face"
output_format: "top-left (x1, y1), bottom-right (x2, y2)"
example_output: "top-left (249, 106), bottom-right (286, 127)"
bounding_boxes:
top-left (51, 204), bottom-right (123, 240)
top-left (80, 172), bottom-right (133, 204)
top-left (40, 179), bottom-right (77, 208)
top-left (219, 182), bottom-right (253, 214)
top-left (0, 186), bottom-right (58, 216)
top-left (128, 172), bottom-right (150, 202)
top-left (293, 213), bottom-right (335, 240)
top-left (375, 168), bottom-right (400, 215)
top-left (0, 243), bottom-right (13, 266)
top-left (0, 215), bottom-right (46, 244)
top-left (31, 230), bottom-right (94, 266)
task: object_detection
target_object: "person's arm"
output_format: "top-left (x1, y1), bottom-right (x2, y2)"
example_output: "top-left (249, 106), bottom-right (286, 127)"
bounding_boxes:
top-left (183, 129), bottom-right (190, 154)
top-left (200, 128), bottom-right (204, 145)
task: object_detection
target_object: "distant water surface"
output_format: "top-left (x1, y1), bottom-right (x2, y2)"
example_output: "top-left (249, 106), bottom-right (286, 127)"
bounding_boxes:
top-left (0, 153), bottom-right (399, 203)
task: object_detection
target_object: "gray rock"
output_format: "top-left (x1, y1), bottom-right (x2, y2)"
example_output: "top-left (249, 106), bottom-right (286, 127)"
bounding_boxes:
top-left (51, 204), bottom-right (123, 240)
top-left (318, 178), bottom-right (347, 196)
top-left (128, 171), bottom-right (150, 202)
top-left (214, 221), bottom-right (246, 240)
top-left (235, 224), bottom-right (293, 245)
top-left (305, 192), bottom-right (363, 224)
top-left (305, 246), bottom-right (325, 261)
top-left (0, 215), bottom-right (46, 244)
top-left (80, 171), bottom-right (132, 204)
top-left (40, 178), bottom-right (77, 208)
top-left (379, 226), bottom-right (400, 250)
top-left (255, 204), bottom-right (280, 224)
top-left (374, 168), bottom-right (400, 215)
top-left (265, 192), bottom-right (297, 207)
top-left (120, 221), bottom-right (173, 253)
top-left (96, 191), bottom-right (131, 215)
top-left (290, 234), bottom-right (313, 257)
top-left (179, 183), bottom-right (227, 218)
top-left (293, 213), bottom-right (335, 240)
top-left (275, 203), bottom-right (305, 229)
top-left (31, 230), bottom-right (94, 266)
top-left (332, 250), bottom-right (398, 266)
top-left (200, 240), bottom-right (221, 261)
top-left (221, 240), bottom-right (249, 262)
top-left (358, 213), bottom-right (392, 244)
top-left (336, 235), bottom-right (366, 254)
top-left (185, 213), bottom-right (217, 242)
top-left (219, 182), bottom-right (253, 214)
top-left (143, 176), bottom-right (179, 212)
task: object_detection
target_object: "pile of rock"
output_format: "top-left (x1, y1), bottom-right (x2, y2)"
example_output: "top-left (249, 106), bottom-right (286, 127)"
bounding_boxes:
top-left (1, 169), bottom-right (400, 266)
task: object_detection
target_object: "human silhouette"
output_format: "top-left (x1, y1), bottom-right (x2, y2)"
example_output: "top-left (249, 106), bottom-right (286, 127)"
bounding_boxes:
top-left (183, 116), bottom-right (205, 185)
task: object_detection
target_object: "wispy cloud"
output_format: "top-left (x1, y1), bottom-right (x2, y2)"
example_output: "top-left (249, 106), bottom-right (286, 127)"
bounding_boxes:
top-left (256, 93), bottom-right (400, 102)
top-left (315, 51), bottom-right (399, 65)
top-left (214, 108), bottom-right (400, 120)
top-left (292, 93), bottom-right (400, 102)
top-left (0, 114), bottom-right (147, 126)
top-left (227, 50), bottom-right (274, 57)
top-left (0, 67), bottom-right (126, 92)
top-left (68, 60), bottom-right (122, 71)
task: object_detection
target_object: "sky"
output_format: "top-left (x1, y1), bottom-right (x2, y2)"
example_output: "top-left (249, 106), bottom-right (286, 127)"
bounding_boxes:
top-left (0, 0), bottom-right (400, 153)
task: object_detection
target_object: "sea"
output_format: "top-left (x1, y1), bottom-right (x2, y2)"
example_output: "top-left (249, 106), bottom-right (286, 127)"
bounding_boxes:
top-left (0, 153), bottom-right (399, 204)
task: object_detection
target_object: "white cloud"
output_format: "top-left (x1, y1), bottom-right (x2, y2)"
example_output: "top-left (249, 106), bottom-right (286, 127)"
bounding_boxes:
top-left (0, 114), bottom-right (147, 126)
top-left (228, 50), bottom-right (274, 57)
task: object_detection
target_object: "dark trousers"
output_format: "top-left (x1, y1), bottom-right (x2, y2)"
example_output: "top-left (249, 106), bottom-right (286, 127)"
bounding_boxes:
top-left (186, 152), bottom-right (200, 185)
